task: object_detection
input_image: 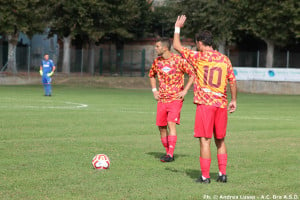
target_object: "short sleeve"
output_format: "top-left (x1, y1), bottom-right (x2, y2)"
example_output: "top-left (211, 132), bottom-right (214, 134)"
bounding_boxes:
top-left (50, 60), bottom-right (55, 67)
top-left (180, 47), bottom-right (200, 68)
top-left (148, 59), bottom-right (157, 78)
top-left (180, 58), bottom-right (195, 77)
top-left (226, 57), bottom-right (236, 84)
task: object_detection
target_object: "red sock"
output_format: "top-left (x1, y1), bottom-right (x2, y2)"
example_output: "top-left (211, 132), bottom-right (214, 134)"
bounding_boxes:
top-left (217, 154), bottom-right (227, 175)
top-left (200, 157), bottom-right (211, 179)
top-left (161, 136), bottom-right (168, 154)
top-left (167, 135), bottom-right (177, 157)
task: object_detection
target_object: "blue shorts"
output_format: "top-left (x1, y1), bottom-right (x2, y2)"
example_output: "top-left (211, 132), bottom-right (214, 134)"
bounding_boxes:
top-left (42, 75), bottom-right (52, 84)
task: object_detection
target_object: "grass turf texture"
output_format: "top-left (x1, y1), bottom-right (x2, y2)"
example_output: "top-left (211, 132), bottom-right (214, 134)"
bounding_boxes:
top-left (0, 85), bottom-right (299, 200)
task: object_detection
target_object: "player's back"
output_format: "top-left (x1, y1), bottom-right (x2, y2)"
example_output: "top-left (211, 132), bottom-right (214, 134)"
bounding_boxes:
top-left (193, 50), bottom-right (234, 108)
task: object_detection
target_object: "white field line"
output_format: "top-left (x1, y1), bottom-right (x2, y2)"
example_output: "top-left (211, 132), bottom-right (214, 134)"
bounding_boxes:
top-left (23, 102), bottom-right (88, 109)
top-left (0, 100), bottom-right (88, 109)
top-left (0, 98), bottom-right (296, 120)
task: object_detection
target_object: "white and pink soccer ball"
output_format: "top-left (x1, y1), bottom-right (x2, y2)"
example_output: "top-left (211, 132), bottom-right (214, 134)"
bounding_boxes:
top-left (92, 154), bottom-right (110, 170)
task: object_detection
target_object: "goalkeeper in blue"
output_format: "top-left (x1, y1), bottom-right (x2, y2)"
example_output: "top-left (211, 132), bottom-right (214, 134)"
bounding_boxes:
top-left (39, 53), bottom-right (56, 96)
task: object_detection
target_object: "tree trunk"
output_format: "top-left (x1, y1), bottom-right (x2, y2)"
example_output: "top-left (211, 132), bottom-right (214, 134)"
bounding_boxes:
top-left (115, 40), bottom-right (124, 75)
top-left (88, 42), bottom-right (95, 75)
top-left (0, 39), bottom-right (3, 69)
top-left (265, 40), bottom-right (274, 68)
top-left (218, 40), bottom-right (226, 55)
top-left (62, 35), bottom-right (71, 74)
top-left (7, 33), bottom-right (19, 74)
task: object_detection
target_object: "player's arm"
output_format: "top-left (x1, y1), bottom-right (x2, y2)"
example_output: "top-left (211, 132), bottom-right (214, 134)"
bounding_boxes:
top-left (39, 64), bottom-right (43, 76)
top-left (47, 62), bottom-right (56, 77)
top-left (228, 81), bottom-right (237, 113)
top-left (227, 60), bottom-right (237, 113)
top-left (150, 77), bottom-right (159, 101)
top-left (177, 75), bottom-right (194, 100)
top-left (177, 60), bottom-right (195, 99)
top-left (149, 62), bottom-right (159, 101)
top-left (173, 15), bottom-right (198, 68)
top-left (173, 15), bottom-right (187, 53)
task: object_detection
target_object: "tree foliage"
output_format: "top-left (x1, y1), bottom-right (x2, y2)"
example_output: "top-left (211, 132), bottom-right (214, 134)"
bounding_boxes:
top-left (0, 0), bottom-right (49, 73)
top-left (103, 0), bottom-right (153, 43)
top-left (175, 0), bottom-right (236, 46)
top-left (49, 0), bottom-right (153, 45)
top-left (0, 0), bottom-right (49, 37)
top-left (0, 0), bottom-right (299, 72)
top-left (49, 0), bottom-right (110, 44)
top-left (149, 3), bottom-right (178, 38)
top-left (231, 0), bottom-right (299, 46)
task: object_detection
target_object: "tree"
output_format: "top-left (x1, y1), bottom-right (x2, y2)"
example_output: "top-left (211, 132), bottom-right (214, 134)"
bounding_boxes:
top-left (103, 0), bottom-right (153, 73)
top-left (0, 0), bottom-right (49, 73)
top-left (231, 0), bottom-right (299, 68)
top-left (149, 3), bottom-right (177, 38)
top-left (129, 0), bottom-right (154, 39)
top-left (49, 0), bottom-right (110, 74)
top-left (176, 0), bottom-right (236, 53)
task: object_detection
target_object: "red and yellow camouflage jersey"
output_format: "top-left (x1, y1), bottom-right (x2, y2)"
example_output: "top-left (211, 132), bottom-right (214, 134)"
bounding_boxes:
top-left (149, 53), bottom-right (194, 103)
top-left (180, 47), bottom-right (236, 108)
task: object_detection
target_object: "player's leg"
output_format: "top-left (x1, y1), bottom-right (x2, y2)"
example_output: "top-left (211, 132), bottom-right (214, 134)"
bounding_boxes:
top-left (42, 76), bottom-right (47, 96)
top-left (161, 100), bottom-right (183, 162)
top-left (46, 76), bottom-right (52, 96)
top-left (214, 107), bottom-right (228, 182)
top-left (158, 126), bottom-right (169, 154)
top-left (194, 105), bottom-right (215, 183)
top-left (156, 102), bottom-right (168, 158)
top-left (215, 138), bottom-right (227, 182)
top-left (197, 137), bottom-right (212, 183)
top-left (166, 121), bottom-right (176, 159)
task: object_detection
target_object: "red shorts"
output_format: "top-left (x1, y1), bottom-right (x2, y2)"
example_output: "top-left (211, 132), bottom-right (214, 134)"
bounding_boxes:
top-left (194, 104), bottom-right (227, 139)
top-left (156, 100), bottom-right (183, 126)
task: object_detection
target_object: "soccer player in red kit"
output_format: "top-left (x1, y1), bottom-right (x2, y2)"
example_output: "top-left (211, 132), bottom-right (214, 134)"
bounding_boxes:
top-left (149, 38), bottom-right (194, 162)
top-left (173, 15), bottom-right (237, 183)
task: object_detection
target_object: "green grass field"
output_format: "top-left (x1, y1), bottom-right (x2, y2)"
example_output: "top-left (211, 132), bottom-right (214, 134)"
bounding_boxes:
top-left (0, 85), bottom-right (299, 200)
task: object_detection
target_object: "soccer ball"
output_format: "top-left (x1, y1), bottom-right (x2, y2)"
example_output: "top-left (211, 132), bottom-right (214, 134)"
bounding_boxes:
top-left (92, 154), bottom-right (110, 170)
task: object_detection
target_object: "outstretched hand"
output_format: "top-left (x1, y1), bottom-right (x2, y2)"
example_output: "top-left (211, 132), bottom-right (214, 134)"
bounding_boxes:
top-left (175, 15), bottom-right (187, 28)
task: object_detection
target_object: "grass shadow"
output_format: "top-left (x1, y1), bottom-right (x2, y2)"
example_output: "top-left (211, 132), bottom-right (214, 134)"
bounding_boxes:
top-left (145, 152), bottom-right (189, 159)
top-left (185, 169), bottom-right (219, 180)
top-left (145, 152), bottom-right (164, 159)
top-left (164, 167), bottom-right (219, 181)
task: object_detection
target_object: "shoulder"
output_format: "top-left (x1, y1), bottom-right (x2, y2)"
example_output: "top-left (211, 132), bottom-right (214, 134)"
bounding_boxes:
top-left (181, 47), bottom-right (196, 54)
top-left (215, 50), bottom-right (228, 58)
top-left (151, 57), bottom-right (161, 66)
top-left (171, 53), bottom-right (182, 60)
top-left (218, 52), bottom-right (231, 64)
top-left (154, 56), bottom-right (162, 62)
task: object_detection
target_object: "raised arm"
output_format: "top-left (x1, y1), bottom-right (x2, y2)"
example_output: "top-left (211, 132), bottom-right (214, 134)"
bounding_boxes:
top-left (173, 15), bottom-right (187, 52)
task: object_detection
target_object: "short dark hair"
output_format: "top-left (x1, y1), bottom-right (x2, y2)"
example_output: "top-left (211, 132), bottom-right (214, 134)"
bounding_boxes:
top-left (195, 30), bottom-right (213, 46)
top-left (156, 37), bottom-right (171, 50)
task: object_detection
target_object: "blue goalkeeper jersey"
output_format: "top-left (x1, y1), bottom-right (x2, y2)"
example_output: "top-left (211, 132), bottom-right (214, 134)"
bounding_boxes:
top-left (41, 59), bottom-right (55, 74)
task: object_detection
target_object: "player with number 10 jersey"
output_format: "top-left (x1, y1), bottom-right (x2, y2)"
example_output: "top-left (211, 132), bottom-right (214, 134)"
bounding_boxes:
top-left (173, 15), bottom-right (237, 184)
top-left (180, 47), bottom-right (236, 108)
